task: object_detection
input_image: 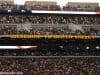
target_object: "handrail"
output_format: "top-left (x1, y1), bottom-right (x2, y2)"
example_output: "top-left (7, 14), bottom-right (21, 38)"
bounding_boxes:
top-left (0, 23), bottom-right (99, 26)
top-left (0, 56), bottom-right (99, 58)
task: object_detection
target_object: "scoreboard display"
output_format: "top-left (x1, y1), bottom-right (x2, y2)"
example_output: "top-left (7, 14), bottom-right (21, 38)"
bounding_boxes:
top-left (10, 35), bottom-right (95, 39)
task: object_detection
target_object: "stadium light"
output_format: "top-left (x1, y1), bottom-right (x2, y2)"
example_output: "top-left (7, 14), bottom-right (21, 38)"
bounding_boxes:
top-left (59, 46), bottom-right (63, 49)
top-left (86, 46), bottom-right (90, 50)
top-left (96, 46), bottom-right (100, 50)
top-left (21, 10), bottom-right (26, 13)
top-left (76, 47), bottom-right (79, 50)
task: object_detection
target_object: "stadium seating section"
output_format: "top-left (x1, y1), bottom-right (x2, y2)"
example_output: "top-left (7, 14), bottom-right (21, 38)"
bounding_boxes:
top-left (0, 1), bottom-right (99, 74)
top-left (0, 57), bottom-right (99, 75)
top-left (0, 38), bottom-right (99, 56)
top-left (0, 14), bottom-right (99, 36)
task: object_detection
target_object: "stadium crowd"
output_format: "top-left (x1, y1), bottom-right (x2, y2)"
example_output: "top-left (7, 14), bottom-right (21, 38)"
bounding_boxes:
top-left (0, 14), bottom-right (99, 35)
top-left (0, 25), bottom-right (99, 36)
top-left (0, 2), bottom-right (99, 75)
top-left (0, 14), bottom-right (99, 24)
top-left (0, 38), bottom-right (99, 56)
top-left (0, 57), bottom-right (99, 75)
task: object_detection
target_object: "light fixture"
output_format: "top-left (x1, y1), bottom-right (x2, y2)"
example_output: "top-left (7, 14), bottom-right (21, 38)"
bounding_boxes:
top-left (86, 46), bottom-right (89, 50)
top-left (96, 46), bottom-right (100, 50)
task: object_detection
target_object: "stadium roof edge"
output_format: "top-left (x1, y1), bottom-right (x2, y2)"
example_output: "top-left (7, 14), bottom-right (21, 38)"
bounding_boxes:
top-left (0, 10), bottom-right (100, 14)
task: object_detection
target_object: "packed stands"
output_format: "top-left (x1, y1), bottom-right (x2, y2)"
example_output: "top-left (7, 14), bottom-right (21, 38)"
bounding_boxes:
top-left (0, 1), bottom-right (99, 56)
top-left (0, 38), bottom-right (99, 56)
top-left (0, 24), bottom-right (99, 36)
top-left (0, 57), bottom-right (99, 75)
top-left (0, 14), bottom-right (99, 24)
top-left (0, 1), bottom-right (99, 74)
top-left (0, 14), bottom-right (99, 36)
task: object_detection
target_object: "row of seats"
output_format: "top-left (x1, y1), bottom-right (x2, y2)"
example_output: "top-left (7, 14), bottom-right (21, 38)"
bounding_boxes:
top-left (0, 25), bottom-right (99, 36)
top-left (0, 15), bottom-right (99, 24)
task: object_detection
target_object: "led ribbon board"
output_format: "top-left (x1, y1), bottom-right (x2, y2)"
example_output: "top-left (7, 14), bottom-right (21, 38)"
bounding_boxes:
top-left (0, 46), bottom-right (37, 49)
